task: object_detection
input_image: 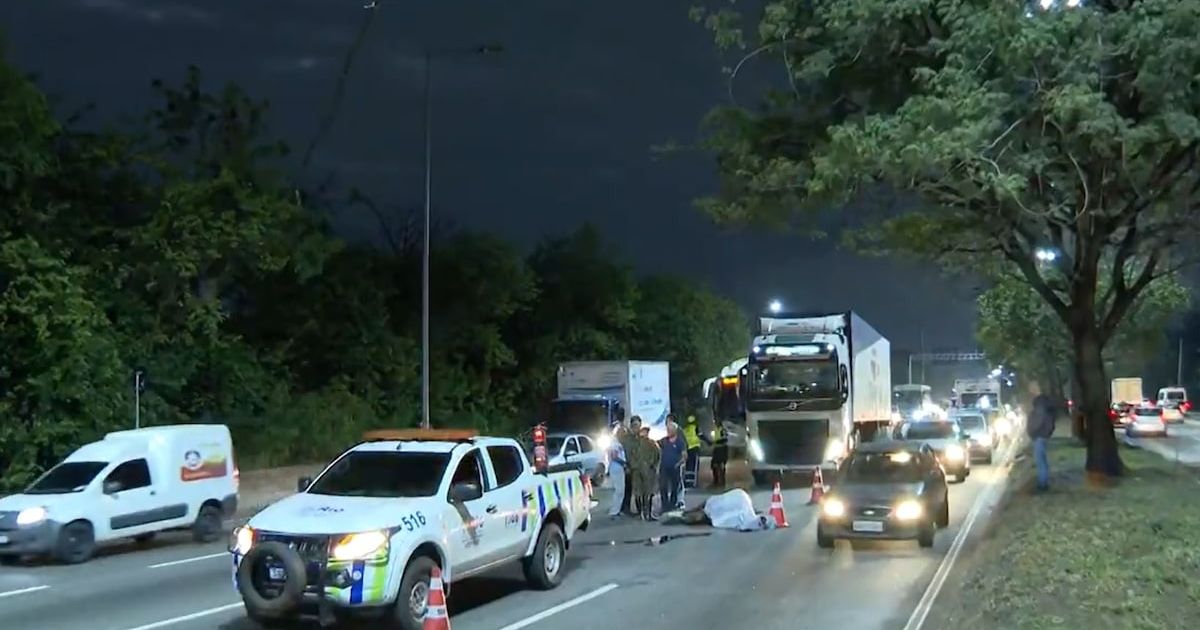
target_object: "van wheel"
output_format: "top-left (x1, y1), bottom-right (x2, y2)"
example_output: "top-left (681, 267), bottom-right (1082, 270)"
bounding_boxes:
top-left (392, 555), bottom-right (438, 630)
top-left (193, 504), bottom-right (223, 543)
top-left (523, 522), bottom-right (566, 590)
top-left (54, 521), bottom-right (95, 564)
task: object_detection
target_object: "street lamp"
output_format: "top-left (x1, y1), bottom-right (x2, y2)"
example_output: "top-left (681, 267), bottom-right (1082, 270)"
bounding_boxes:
top-left (420, 43), bottom-right (503, 430)
top-left (768, 299), bottom-right (783, 314)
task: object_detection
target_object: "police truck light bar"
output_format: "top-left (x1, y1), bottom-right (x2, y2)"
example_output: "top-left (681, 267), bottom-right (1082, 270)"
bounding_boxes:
top-left (532, 424), bottom-right (548, 472)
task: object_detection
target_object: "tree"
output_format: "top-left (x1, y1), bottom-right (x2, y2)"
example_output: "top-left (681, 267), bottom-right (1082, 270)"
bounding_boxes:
top-left (629, 276), bottom-right (749, 410)
top-left (692, 0), bottom-right (1200, 478)
top-left (977, 273), bottom-right (1189, 400)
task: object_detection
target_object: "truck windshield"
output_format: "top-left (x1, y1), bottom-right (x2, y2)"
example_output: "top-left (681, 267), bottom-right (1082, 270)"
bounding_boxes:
top-left (893, 390), bottom-right (928, 415)
top-left (25, 461), bottom-right (107, 495)
top-left (955, 415), bottom-right (987, 432)
top-left (308, 451), bottom-right (449, 498)
top-left (958, 393), bottom-right (996, 408)
top-left (842, 452), bottom-right (922, 484)
top-left (750, 360), bottom-right (839, 400)
top-left (550, 400), bottom-right (609, 433)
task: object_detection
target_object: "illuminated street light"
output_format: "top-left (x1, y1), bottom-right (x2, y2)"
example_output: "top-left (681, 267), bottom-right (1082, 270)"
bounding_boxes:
top-left (1035, 248), bottom-right (1057, 263)
top-left (768, 300), bottom-right (783, 314)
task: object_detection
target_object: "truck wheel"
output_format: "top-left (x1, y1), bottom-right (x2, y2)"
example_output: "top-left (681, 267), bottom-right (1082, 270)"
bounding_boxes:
top-left (523, 522), bottom-right (566, 590)
top-left (393, 555), bottom-right (438, 630)
top-left (917, 520), bottom-right (936, 548)
top-left (54, 520), bottom-right (95, 564)
top-left (192, 504), bottom-right (223, 543)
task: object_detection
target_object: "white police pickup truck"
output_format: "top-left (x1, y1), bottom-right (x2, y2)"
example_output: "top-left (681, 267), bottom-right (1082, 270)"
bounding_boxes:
top-left (229, 430), bottom-right (592, 629)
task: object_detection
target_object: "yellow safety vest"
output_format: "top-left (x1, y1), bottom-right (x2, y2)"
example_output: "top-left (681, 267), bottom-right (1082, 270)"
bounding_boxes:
top-left (683, 424), bottom-right (701, 449)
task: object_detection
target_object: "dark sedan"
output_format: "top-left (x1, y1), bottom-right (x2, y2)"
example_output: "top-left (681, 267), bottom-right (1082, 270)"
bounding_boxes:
top-left (817, 442), bottom-right (950, 549)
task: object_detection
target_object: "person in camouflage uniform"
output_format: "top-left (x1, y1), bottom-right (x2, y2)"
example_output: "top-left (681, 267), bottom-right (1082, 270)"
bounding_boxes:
top-left (631, 425), bottom-right (661, 520)
top-left (619, 416), bottom-right (643, 515)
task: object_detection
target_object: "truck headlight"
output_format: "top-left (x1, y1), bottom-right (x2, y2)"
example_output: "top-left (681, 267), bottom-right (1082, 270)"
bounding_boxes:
top-left (595, 434), bottom-right (612, 451)
top-left (944, 445), bottom-right (965, 461)
top-left (332, 530), bottom-right (389, 561)
top-left (824, 440), bottom-right (846, 462)
top-left (895, 500), bottom-right (922, 521)
top-left (16, 506), bottom-right (47, 526)
top-left (231, 526), bottom-right (255, 555)
top-left (822, 497), bottom-right (846, 518)
top-left (748, 439), bottom-right (764, 461)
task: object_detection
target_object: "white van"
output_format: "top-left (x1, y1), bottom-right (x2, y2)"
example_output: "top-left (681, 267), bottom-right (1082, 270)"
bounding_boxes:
top-left (1157, 387), bottom-right (1190, 422)
top-left (0, 424), bottom-right (239, 564)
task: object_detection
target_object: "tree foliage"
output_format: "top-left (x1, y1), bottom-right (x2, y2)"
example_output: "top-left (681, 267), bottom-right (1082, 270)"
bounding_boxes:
top-left (692, 0), bottom-right (1200, 476)
top-left (0, 52), bottom-right (748, 487)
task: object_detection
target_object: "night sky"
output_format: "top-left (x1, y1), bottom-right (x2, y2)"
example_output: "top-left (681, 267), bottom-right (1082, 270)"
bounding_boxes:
top-left (0, 0), bottom-right (980, 352)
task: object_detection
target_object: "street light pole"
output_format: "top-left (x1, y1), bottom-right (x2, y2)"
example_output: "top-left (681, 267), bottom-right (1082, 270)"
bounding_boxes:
top-left (421, 49), bottom-right (433, 430)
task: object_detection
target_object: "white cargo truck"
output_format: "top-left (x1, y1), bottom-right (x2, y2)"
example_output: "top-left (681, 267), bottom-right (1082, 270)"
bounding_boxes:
top-left (1111, 377), bottom-right (1143, 405)
top-left (953, 378), bottom-right (1001, 410)
top-left (552, 361), bottom-right (671, 441)
top-left (742, 312), bottom-right (891, 485)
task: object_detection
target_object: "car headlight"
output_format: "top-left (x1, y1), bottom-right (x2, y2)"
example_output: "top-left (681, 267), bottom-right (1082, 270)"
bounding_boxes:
top-left (231, 525), bottom-right (255, 555)
top-left (894, 500), bottom-right (922, 521)
top-left (822, 497), bottom-right (846, 518)
top-left (332, 530), bottom-right (389, 561)
top-left (944, 445), bottom-right (965, 461)
top-left (823, 440), bottom-right (846, 462)
top-left (595, 434), bottom-right (612, 451)
top-left (748, 439), bottom-right (764, 461)
top-left (16, 506), bottom-right (47, 526)
top-left (976, 432), bottom-right (993, 446)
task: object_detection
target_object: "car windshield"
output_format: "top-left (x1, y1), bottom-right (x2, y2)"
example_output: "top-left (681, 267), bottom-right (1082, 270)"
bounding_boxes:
top-left (842, 452), bottom-right (923, 483)
top-left (307, 451), bottom-right (449, 498)
top-left (956, 416), bottom-right (986, 431)
top-left (903, 422), bottom-right (957, 440)
top-left (750, 359), bottom-right (839, 400)
top-left (25, 461), bottom-right (108, 495)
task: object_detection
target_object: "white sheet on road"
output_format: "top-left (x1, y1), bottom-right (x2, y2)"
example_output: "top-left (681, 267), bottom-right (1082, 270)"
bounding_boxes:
top-left (703, 489), bottom-right (766, 531)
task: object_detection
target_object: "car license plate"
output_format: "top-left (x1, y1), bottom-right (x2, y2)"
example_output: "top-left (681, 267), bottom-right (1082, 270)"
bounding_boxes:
top-left (268, 566), bottom-right (286, 580)
top-left (852, 520), bottom-right (884, 533)
top-left (0, 535), bottom-right (8, 544)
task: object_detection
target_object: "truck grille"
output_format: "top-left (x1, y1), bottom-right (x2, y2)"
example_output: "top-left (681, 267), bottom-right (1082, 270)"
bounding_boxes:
top-left (756, 420), bottom-right (829, 466)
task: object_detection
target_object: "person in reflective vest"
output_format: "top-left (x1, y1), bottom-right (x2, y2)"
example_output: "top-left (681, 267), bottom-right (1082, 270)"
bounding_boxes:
top-left (682, 415), bottom-right (702, 489)
top-left (710, 423), bottom-right (729, 489)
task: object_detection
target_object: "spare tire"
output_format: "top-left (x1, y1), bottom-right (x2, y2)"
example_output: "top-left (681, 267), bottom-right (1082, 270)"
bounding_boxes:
top-left (236, 541), bottom-right (307, 616)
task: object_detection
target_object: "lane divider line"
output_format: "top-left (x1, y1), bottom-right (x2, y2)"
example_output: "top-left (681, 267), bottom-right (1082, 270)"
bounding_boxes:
top-left (0, 585), bottom-right (50, 599)
top-left (117, 602), bottom-right (242, 630)
top-left (496, 583), bottom-right (619, 630)
top-left (902, 439), bottom-right (1017, 630)
top-left (148, 552), bottom-right (228, 569)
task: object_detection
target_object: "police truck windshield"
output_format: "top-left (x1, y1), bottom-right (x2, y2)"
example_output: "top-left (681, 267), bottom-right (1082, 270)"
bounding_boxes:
top-left (750, 360), bottom-right (839, 400)
top-left (308, 451), bottom-right (449, 498)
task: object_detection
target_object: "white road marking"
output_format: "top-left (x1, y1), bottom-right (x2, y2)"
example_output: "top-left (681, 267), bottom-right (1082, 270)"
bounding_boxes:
top-left (496, 583), bottom-right (619, 630)
top-left (902, 440), bottom-right (1017, 630)
top-left (117, 602), bottom-right (242, 630)
top-left (148, 552), bottom-right (227, 569)
top-left (0, 585), bottom-right (50, 599)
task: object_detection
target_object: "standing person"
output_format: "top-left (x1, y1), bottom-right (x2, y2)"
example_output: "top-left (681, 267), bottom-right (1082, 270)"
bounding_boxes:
top-left (620, 416), bottom-right (642, 515)
top-left (710, 422), bottom-right (729, 489)
top-left (633, 425), bottom-right (660, 520)
top-left (682, 415), bottom-right (702, 489)
top-left (1027, 393), bottom-right (1056, 492)
top-left (658, 420), bottom-right (688, 511)
top-left (606, 424), bottom-right (628, 519)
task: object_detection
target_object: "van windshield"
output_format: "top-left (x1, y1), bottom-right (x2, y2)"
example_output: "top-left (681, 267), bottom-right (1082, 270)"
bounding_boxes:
top-left (308, 451), bottom-right (449, 498)
top-left (26, 461), bottom-right (108, 495)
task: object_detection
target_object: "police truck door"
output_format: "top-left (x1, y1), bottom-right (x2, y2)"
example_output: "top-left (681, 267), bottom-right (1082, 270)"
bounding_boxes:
top-left (445, 448), bottom-right (496, 573)
top-left (482, 444), bottom-right (533, 558)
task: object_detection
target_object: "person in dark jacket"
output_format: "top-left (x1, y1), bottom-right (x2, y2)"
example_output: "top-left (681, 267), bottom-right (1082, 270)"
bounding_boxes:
top-left (658, 420), bottom-right (688, 510)
top-left (1026, 393), bottom-right (1056, 491)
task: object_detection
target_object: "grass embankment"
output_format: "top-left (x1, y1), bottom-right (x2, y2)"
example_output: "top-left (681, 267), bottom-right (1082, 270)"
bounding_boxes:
top-left (933, 433), bottom-right (1200, 629)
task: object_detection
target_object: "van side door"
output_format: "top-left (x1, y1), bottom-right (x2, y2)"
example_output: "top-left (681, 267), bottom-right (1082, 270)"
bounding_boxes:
top-left (101, 459), bottom-right (183, 537)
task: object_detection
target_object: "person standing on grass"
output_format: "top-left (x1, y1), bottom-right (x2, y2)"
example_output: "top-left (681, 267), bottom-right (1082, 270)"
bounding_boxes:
top-left (1027, 393), bottom-right (1056, 492)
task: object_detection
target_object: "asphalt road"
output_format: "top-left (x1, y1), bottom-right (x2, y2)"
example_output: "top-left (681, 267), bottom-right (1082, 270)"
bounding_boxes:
top-left (0, 446), bottom-right (1016, 630)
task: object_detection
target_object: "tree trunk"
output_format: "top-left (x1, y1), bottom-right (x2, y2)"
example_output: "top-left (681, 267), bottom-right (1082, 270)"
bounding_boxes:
top-left (1071, 324), bottom-right (1123, 478)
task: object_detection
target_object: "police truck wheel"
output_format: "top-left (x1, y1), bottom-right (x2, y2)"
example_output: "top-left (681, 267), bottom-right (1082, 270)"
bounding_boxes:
top-left (237, 541), bottom-right (306, 618)
top-left (192, 504), bottom-right (223, 543)
top-left (523, 522), bottom-right (566, 590)
top-left (393, 555), bottom-right (437, 630)
top-left (54, 520), bottom-right (95, 564)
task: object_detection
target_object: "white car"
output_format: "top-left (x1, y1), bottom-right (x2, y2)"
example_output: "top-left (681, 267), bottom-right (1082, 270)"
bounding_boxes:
top-left (1126, 406), bottom-right (1168, 437)
top-left (0, 425), bottom-right (238, 564)
top-left (545, 433), bottom-right (607, 485)
top-left (230, 430), bottom-right (591, 630)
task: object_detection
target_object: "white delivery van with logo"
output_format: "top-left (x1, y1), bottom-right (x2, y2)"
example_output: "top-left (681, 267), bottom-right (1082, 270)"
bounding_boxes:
top-left (0, 424), bottom-right (239, 564)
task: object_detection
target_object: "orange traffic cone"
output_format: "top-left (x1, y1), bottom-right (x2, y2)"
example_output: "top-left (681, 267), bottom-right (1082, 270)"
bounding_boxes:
top-left (768, 482), bottom-right (789, 528)
top-left (807, 468), bottom-right (826, 506)
top-left (423, 565), bottom-right (450, 630)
